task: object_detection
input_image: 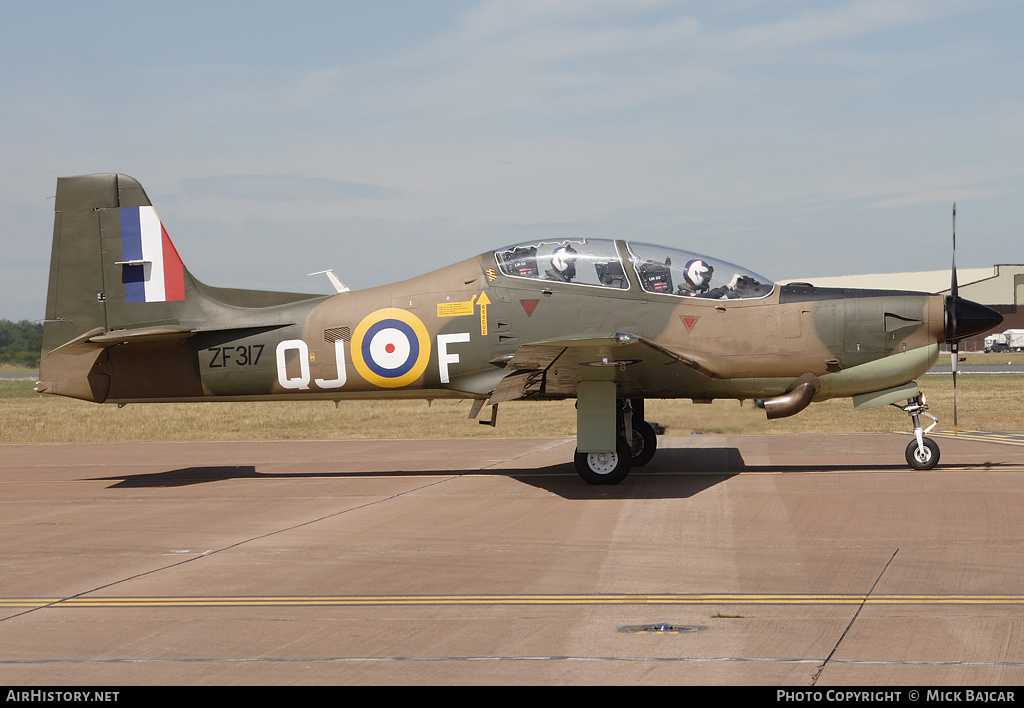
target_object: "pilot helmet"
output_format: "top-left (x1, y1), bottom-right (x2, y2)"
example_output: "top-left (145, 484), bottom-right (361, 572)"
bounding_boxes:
top-left (683, 259), bottom-right (714, 290)
top-left (551, 245), bottom-right (578, 277)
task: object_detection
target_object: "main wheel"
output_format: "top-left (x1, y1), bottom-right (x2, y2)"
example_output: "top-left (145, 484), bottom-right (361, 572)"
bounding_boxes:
top-left (905, 437), bottom-right (940, 470)
top-left (575, 437), bottom-right (632, 485)
top-left (630, 421), bottom-right (658, 467)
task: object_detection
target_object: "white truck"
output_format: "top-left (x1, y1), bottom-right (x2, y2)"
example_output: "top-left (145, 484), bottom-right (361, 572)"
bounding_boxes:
top-left (1006, 329), bottom-right (1024, 351)
top-left (986, 329), bottom-right (1024, 352)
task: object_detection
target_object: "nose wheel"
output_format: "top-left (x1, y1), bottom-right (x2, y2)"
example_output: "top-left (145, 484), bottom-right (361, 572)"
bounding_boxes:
top-left (906, 437), bottom-right (940, 470)
top-left (895, 394), bottom-right (940, 470)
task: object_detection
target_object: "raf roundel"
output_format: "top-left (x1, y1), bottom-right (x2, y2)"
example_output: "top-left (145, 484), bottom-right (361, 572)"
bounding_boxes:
top-left (350, 308), bottom-right (431, 388)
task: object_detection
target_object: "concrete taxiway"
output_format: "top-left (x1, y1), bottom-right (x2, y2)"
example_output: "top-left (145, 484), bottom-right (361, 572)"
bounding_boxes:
top-left (2, 433), bottom-right (1024, 686)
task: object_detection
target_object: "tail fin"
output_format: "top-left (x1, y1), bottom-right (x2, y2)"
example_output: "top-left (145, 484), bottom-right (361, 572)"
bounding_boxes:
top-left (39, 173), bottom-right (321, 402)
top-left (42, 174), bottom-right (196, 354)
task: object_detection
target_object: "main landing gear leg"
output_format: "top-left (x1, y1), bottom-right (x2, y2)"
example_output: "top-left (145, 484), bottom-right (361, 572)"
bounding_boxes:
top-left (895, 394), bottom-right (940, 470)
top-left (574, 382), bottom-right (631, 485)
top-left (573, 391), bottom-right (661, 484)
top-left (623, 398), bottom-right (657, 467)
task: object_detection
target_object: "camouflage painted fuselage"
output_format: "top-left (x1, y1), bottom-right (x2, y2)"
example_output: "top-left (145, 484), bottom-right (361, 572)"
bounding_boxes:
top-left (38, 175), bottom-right (949, 412)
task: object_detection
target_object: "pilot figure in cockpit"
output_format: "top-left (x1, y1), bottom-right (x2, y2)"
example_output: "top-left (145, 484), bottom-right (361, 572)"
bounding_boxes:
top-left (545, 245), bottom-right (578, 282)
top-left (677, 258), bottom-right (741, 299)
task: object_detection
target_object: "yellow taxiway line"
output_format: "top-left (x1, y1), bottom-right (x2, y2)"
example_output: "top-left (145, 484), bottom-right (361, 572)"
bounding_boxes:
top-left (6, 594), bottom-right (1024, 608)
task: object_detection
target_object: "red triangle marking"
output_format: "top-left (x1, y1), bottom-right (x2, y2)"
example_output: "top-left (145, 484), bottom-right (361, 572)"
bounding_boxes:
top-left (521, 299), bottom-right (539, 316)
top-left (681, 315), bottom-right (700, 332)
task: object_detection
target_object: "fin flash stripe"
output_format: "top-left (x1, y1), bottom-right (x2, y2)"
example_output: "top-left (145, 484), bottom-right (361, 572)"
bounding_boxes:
top-left (120, 206), bottom-right (185, 303)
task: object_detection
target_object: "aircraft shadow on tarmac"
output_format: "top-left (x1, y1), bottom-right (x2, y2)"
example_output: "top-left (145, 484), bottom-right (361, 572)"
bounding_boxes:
top-left (90, 458), bottom-right (736, 500)
top-left (85, 446), bottom-right (996, 500)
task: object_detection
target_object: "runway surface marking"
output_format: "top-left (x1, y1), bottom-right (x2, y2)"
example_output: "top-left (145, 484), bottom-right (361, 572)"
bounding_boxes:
top-left (6, 594), bottom-right (1024, 608)
top-left (3, 656), bottom-right (1023, 669)
top-left (4, 651), bottom-right (1019, 672)
top-left (929, 430), bottom-right (1024, 446)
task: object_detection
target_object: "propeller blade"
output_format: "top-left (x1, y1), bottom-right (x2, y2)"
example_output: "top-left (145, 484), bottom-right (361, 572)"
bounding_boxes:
top-left (952, 351), bottom-right (958, 435)
top-left (951, 203), bottom-right (958, 436)
top-left (951, 203), bottom-right (958, 300)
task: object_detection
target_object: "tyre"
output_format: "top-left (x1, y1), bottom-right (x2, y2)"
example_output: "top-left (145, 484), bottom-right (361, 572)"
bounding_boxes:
top-left (905, 437), bottom-right (940, 470)
top-left (574, 437), bottom-right (632, 485)
top-left (630, 421), bottom-right (658, 467)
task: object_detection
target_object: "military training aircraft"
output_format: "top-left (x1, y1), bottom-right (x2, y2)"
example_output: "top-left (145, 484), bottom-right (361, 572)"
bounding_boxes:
top-left (38, 174), bottom-right (1003, 484)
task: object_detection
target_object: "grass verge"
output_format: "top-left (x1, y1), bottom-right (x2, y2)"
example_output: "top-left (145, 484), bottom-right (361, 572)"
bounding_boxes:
top-left (1, 373), bottom-right (1020, 443)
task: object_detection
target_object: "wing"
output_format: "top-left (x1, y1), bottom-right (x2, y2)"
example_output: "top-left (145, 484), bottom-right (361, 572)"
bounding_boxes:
top-left (487, 333), bottom-right (725, 403)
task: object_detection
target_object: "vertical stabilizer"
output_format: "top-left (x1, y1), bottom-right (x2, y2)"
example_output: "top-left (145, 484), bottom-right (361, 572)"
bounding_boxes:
top-left (43, 174), bottom-right (196, 348)
top-left (40, 174), bottom-right (197, 401)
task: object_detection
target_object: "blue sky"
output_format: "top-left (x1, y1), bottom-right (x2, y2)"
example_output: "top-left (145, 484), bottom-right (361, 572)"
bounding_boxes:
top-left (2, 0), bottom-right (1022, 320)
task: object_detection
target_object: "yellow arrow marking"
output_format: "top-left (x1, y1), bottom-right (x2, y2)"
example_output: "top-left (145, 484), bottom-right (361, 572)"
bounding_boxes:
top-left (477, 291), bottom-right (491, 335)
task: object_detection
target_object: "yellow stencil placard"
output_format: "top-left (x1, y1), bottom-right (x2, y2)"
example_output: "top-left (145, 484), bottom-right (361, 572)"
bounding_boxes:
top-left (437, 296), bottom-right (477, 318)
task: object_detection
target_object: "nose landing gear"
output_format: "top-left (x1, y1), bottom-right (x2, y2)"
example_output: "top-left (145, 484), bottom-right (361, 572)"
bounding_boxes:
top-left (895, 394), bottom-right (940, 470)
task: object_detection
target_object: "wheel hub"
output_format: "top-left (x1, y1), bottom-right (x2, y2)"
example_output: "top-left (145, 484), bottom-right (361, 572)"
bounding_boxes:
top-left (587, 451), bottom-right (619, 475)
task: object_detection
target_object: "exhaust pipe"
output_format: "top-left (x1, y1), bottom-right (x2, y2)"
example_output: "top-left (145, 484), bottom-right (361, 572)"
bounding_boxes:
top-left (763, 373), bottom-right (821, 420)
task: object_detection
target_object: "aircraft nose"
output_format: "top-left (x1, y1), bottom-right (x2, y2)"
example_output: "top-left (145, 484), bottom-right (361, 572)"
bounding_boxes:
top-left (945, 296), bottom-right (1004, 341)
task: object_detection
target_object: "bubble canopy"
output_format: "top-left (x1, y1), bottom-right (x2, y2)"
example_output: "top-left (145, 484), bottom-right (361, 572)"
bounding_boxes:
top-left (493, 239), bottom-right (774, 300)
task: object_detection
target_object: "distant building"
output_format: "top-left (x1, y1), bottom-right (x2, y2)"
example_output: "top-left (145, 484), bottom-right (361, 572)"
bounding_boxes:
top-left (782, 265), bottom-right (1024, 351)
